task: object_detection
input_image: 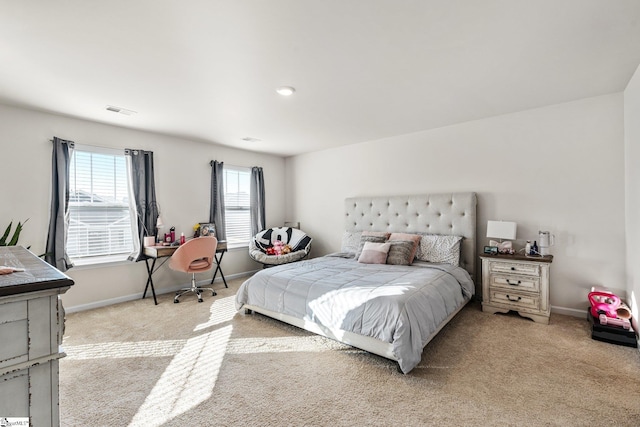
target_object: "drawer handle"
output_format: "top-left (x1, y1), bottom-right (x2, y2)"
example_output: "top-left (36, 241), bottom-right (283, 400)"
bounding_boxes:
top-left (506, 295), bottom-right (521, 302)
top-left (510, 267), bottom-right (515, 271)
top-left (506, 279), bottom-right (521, 286)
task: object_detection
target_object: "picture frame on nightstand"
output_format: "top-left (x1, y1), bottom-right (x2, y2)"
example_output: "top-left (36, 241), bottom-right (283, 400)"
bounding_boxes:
top-left (483, 245), bottom-right (498, 255)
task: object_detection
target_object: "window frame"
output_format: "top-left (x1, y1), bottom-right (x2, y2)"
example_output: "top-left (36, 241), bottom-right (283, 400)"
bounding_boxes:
top-left (66, 144), bottom-right (136, 266)
top-left (223, 165), bottom-right (251, 249)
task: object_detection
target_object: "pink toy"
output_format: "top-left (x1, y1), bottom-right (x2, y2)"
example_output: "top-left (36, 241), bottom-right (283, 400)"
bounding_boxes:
top-left (588, 291), bottom-right (620, 319)
top-left (598, 314), bottom-right (631, 330)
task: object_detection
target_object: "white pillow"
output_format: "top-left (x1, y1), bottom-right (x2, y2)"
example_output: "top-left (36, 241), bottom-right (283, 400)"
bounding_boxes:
top-left (416, 234), bottom-right (463, 266)
top-left (341, 231), bottom-right (362, 254)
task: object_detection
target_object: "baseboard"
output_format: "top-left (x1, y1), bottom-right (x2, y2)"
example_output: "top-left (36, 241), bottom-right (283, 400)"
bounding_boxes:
top-left (64, 270), bottom-right (257, 313)
top-left (550, 305), bottom-right (587, 318)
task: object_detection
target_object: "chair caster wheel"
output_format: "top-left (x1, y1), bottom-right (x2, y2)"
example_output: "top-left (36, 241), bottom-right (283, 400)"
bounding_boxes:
top-left (212, 291), bottom-right (217, 296)
top-left (174, 299), bottom-right (179, 303)
top-left (198, 299), bottom-right (203, 303)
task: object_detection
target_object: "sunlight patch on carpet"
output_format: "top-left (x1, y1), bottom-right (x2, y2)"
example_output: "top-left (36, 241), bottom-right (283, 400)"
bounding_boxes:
top-left (127, 325), bottom-right (233, 427)
top-left (193, 295), bottom-right (237, 331)
top-left (65, 340), bottom-right (187, 359)
top-left (64, 334), bottom-right (358, 362)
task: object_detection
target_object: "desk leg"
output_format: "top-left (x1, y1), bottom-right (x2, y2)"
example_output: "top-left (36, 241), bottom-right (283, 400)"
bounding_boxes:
top-left (143, 258), bottom-right (159, 305)
top-left (211, 251), bottom-right (228, 288)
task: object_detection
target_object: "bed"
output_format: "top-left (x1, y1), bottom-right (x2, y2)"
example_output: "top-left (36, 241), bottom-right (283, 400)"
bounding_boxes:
top-left (236, 193), bottom-right (477, 373)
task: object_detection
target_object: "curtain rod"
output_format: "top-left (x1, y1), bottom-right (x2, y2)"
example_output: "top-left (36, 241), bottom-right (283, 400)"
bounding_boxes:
top-left (50, 138), bottom-right (152, 154)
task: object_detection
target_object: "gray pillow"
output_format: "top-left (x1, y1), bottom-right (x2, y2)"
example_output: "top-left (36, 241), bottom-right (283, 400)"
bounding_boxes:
top-left (386, 240), bottom-right (416, 265)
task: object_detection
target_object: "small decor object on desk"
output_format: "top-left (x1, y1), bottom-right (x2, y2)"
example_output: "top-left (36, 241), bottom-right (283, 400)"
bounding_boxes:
top-left (199, 223), bottom-right (216, 237)
top-left (143, 236), bottom-right (156, 247)
top-left (193, 223), bottom-right (201, 238)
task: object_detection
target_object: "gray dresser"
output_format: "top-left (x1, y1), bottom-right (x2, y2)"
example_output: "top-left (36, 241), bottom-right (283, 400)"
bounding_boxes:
top-left (0, 246), bottom-right (74, 426)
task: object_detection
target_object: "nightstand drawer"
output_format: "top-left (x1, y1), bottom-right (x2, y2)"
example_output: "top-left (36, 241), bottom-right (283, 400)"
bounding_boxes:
top-left (490, 290), bottom-right (540, 311)
top-left (490, 274), bottom-right (539, 292)
top-left (490, 261), bottom-right (540, 277)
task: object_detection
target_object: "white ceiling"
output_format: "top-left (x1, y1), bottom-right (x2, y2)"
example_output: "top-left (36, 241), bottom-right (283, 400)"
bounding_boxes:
top-left (2, 1), bottom-right (640, 157)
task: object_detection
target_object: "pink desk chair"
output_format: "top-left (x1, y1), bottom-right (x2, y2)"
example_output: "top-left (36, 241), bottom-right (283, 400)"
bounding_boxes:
top-left (169, 236), bottom-right (218, 303)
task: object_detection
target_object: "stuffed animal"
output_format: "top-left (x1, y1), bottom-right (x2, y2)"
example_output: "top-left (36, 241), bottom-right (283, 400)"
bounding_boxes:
top-left (272, 240), bottom-right (285, 255)
top-left (264, 240), bottom-right (294, 256)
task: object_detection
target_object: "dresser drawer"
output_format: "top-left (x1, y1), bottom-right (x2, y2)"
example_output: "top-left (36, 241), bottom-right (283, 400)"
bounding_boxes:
top-left (0, 301), bottom-right (28, 369)
top-left (489, 290), bottom-right (540, 311)
top-left (490, 261), bottom-right (540, 277)
top-left (490, 274), bottom-right (539, 292)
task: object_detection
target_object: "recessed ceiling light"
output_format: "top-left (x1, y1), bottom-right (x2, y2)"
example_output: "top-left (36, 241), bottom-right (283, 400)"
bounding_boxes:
top-left (242, 137), bottom-right (261, 143)
top-left (275, 86), bottom-right (295, 96)
top-left (106, 105), bottom-right (137, 116)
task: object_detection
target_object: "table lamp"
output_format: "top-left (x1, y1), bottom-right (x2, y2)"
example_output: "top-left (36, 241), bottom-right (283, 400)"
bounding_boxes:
top-left (487, 220), bottom-right (517, 251)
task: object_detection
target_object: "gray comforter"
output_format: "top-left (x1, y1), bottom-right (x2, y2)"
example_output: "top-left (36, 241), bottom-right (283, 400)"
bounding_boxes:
top-left (235, 254), bottom-right (474, 373)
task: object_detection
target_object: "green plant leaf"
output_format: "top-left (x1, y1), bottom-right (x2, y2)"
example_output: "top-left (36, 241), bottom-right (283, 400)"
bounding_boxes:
top-left (7, 221), bottom-right (23, 246)
top-left (1, 219), bottom-right (28, 246)
top-left (0, 222), bottom-right (12, 246)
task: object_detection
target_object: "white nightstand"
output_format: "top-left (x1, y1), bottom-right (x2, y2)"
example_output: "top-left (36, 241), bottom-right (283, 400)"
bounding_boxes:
top-left (481, 253), bottom-right (553, 324)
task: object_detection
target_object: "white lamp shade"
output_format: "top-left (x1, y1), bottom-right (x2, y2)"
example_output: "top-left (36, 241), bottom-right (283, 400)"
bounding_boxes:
top-left (486, 220), bottom-right (517, 240)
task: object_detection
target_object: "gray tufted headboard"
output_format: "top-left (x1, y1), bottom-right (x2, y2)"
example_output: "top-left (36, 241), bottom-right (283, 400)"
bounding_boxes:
top-left (344, 193), bottom-right (477, 280)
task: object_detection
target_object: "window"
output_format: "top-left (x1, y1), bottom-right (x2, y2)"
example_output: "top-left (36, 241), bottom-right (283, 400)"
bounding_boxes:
top-left (224, 166), bottom-right (251, 248)
top-left (67, 145), bottom-right (134, 264)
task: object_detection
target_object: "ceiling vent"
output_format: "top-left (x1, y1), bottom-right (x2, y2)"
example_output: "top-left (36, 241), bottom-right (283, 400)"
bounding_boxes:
top-left (106, 105), bottom-right (137, 116)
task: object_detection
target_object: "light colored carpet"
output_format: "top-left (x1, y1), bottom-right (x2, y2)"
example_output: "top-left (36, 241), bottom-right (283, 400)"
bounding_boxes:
top-left (59, 276), bottom-right (640, 426)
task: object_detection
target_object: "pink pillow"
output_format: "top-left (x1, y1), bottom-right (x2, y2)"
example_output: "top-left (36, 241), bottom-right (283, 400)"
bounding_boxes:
top-left (389, 233), bottom-right (421, 261)
top-left (357, 242), bottom-right (391, 264)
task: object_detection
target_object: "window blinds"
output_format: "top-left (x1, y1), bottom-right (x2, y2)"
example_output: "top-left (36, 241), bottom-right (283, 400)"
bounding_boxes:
top-left (67, 148), bottom-right (134, 260)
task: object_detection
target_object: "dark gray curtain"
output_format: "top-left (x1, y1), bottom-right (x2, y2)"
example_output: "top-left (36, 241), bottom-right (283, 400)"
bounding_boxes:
top-left (126, 149), bottom-right (158, 262)
top-left (45, 137), bottom-right (75, 272)
top-left (250, 166), bottom-right (265, 236)
top-left (209, 160), bottom-right (226, 241)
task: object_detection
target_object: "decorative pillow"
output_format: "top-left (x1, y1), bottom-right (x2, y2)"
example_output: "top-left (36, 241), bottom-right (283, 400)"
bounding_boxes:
top-left (341, 231), bottom-right (362, 254)
top-left (354, 232), bottom-right (390, 259)
top-left (357, 242), bottom-right (391, 264)
top-left (388, 233), bottom-right (421, 261)
top-left (362, 231), bottom-right (391, 239)
top-left (386, 240), bottom-right (417, 265)
top-left (416, 234), bottom-right (463, 266)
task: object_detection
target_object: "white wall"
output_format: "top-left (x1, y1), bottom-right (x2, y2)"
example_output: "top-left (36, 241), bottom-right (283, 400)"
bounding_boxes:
top-left (0, 104), bottom-right (286, 310)
top-left (286, 94), bottom-right (626, 314)
top-left (624, 64), bottom-right (640, 333)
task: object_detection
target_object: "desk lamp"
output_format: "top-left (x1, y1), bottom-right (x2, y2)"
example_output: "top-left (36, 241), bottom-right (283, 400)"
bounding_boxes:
top-left (487, 220), bottom-right (517, 252)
